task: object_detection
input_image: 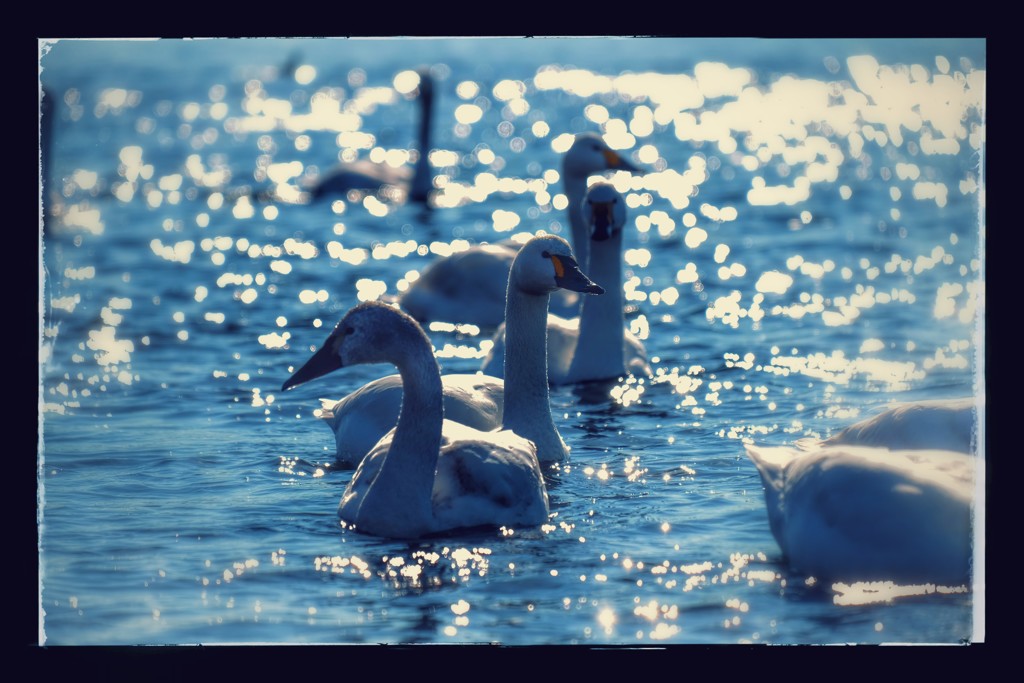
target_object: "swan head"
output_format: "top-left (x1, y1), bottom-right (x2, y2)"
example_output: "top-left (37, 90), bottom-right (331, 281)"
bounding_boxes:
top-left (563, 132), bottom-right (639, 179)
top-left (282, 302), bottom-right (429, 391)
top-left (511, 234), bottom-right (604, 297)
top-left (582, 182), bottom-right (627, 242)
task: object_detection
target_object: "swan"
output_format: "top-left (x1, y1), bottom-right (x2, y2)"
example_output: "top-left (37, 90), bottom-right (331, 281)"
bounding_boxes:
top-left (804, 397), bottom-right (980, 454)
top-left (480, 183), bottom-right (650, 384)
top-left (745, 442), bottom-right (978, 584)
top-left (307, 68), bottom-right (434, 205)
top-left (282, 301), bottom-right (549, 539)
top-left (398, 132), bottom-right (638, 327)
top-left (283, 234), bottom-right (603, 467)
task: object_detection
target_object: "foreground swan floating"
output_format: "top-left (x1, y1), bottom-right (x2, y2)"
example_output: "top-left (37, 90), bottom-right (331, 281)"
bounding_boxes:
top-left (307, 68), bottom-right (434, 205)
top-left (745, 441), bottom-right (979, 584)
top-left (282, 302), bottom-right (550, 539)
top-left (481, 183), bottom-right (650, 384)
top-left (285, 234), bottom-right (603, 467)
top-left (399, 132), bottom-right (638, 327)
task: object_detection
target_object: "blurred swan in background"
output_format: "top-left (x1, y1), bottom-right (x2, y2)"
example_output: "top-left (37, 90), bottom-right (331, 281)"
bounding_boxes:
top-left (283, 234), bottom-right (602, 467)
top-left (282, 301), bottom-right (549, 539)
top-left (745, 442), bottom-right (978, 584)
top-left (307, 68), bottom-right (434, 205)
top-left (481, 182), bottom-right (649, 384)
top-left (399, 132), bottom-right (638, 327)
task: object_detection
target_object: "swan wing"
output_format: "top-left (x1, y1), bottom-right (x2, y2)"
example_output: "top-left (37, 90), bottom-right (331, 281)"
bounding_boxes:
top-left (431, 421), bottom-right (550, 531)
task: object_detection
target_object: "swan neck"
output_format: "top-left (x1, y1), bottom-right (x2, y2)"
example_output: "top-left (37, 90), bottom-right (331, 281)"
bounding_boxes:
top-left (418, 90), bottom-right (433, 152)
top-left (365, 341), bottom-right (443, 516)
top-left (563, 173), bottom-right (590, 268)
top-left (501, 280), bottom-right (560, 457)
top-left (410, 88), bottom-right (434, 201)
top-left (569, 233), bottom-right (627, 380)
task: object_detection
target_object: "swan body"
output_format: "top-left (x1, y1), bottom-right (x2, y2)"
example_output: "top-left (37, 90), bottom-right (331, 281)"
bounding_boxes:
top-left (745, 443), bottom-right (978, 584)
top-left (397, 132), bottom-right (637, 326)
top-left (400, 243), bottom-right (519, 328)
top-left (283, 301), bottom-right (548, 539)
top-left (807, 397), bottom-right (979, 454)
top-left (285, 234), bottom-right (602, 467)
top-left (308, 69), bottom-right (434, 205)
top-left (481, 183), bottom-right (651, 384)
top-left (316, 373), bottom-right (504, 466)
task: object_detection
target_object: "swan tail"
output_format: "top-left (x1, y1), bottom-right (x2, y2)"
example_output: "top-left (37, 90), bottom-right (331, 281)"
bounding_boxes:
top-left (317, 398), bottom-right (340, 421)
top-left (744, 444), bottom-right (800, 493)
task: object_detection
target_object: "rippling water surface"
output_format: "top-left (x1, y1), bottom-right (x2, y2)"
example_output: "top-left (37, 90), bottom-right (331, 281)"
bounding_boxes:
top-left (38, 37), bottom-right (985, 645)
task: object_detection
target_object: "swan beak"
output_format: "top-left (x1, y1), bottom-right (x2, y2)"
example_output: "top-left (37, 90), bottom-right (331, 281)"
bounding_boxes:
top-left (590, 201), bottom-right (615, 242)
top-left (551, 254), bottom-right (604, 295)
top-left (282, 336), bottom-right (343, 391)
top-left (603, 149), bottom-right (639, 173)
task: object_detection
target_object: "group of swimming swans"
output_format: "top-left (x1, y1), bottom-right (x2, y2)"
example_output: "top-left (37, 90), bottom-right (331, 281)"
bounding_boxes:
top-left (279, 73), bottom-right (982, 586)
top-left (282, 233), bottom-right (603, 538)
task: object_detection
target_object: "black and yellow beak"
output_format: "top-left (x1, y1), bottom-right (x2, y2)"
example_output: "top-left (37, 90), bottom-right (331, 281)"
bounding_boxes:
top-left (281, 332), bottom-right (344, 391)
top-left (550, 253), bottom-right (604, 295)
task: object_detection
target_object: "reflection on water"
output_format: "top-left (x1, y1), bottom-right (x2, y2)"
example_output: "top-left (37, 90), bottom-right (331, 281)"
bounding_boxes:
top-left (39, 37), bottom-right (984, 645)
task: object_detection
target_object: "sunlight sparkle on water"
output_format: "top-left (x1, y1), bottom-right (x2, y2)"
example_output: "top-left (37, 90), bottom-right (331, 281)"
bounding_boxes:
top-left (684, 227), bottom-right (708, 249)
top-left (832, 581), bottom-right (968, 607)
top-left (61, 204), bottom-right (104, 234)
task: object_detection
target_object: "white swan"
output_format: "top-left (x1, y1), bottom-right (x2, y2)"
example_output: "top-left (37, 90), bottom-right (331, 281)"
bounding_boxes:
top-left (282, 301), bottom-right (549, 539)
top-left (804, 397), bottom-right (979, 454)
top-left (480, 183), bottom-right (650, 384)
top-left (398, 132), bottom-right (637, 327)
top-left (307, 68), bottom-right (434, 205)
top-left (283, 234), bottom-right (603, 467)
top-left (745, 443), bottom-right (978, 584)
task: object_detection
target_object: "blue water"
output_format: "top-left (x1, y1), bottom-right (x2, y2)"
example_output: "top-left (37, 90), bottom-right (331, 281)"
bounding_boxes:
top-left (38, 37), bottom-right (985, 645)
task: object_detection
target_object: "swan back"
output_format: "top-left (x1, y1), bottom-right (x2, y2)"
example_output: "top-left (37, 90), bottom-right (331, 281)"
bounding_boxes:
top-left (746, 443), bottom-right (977, 583)
top-left (822, 398), bottom-right (979, 454)
top-left (319, 373), bottom-right (504, 466)
top-left (399, 243), bottom-right (518, 327)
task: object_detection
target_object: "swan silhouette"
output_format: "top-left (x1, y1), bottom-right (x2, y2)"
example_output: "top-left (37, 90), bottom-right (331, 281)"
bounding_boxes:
top-left (399, 132), bottom-right (638, 327)
top-left (284, 234), bottom-right (603, 468)
top-left (481, 182), bottom-right (650, 384)
top-left (283, 301), bottom-right (550, 539)
top-left (307, 68), bottom-right (434, 205)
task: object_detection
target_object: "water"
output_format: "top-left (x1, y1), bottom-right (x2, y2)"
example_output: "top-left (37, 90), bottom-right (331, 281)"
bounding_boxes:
top-left (38, 37), bottom-right (985, 646)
